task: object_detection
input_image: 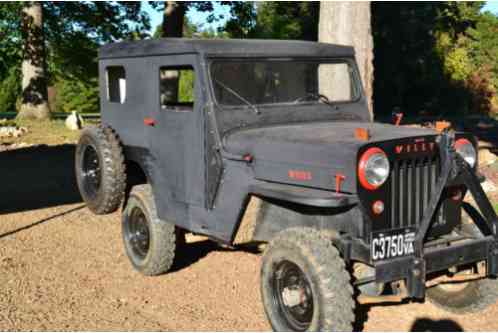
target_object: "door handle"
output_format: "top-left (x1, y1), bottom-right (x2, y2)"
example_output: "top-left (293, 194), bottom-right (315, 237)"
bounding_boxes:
top-left (144, 118), bottom-right (156, 126)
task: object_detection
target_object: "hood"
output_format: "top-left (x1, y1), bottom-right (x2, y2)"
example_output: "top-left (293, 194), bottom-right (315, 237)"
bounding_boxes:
top-left (223, 122), bottom-right (438, 193)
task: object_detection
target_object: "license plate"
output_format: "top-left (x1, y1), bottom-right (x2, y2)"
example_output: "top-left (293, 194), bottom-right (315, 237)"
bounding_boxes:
top-left (371, 228), bottom-right (416, 261)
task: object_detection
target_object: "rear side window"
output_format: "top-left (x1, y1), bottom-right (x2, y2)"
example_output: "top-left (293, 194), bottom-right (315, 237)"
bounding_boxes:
top-left (160, 66), bottom-right (195, 110)
top-left (106, 66), bottom-right (126, 104)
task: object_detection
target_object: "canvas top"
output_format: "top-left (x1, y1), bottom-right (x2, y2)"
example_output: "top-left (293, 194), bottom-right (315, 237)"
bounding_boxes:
top-left (99, 38), bottom-right (355, 59)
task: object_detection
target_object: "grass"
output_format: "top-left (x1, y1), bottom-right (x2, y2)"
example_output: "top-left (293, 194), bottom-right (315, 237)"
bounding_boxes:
top-left (1, 119), bottom-right (83, 146)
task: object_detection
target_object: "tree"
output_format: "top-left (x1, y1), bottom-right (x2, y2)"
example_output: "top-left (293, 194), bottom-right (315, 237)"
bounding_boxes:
top-left (319, 2), bottom-right (374, 120)
top-left (162, 2), bottom-right (186, 38)
top-left (249, 2), bottom-right (319, 41)
top-left (2, 2), bottom-right (149, 119)
top-left (371, 2), bottom-right (497, 117)
top-left (154, 2), bottom-right (256, 38)
top-left (19, 2), bottom-right (50, 120)
top-left (223, 2), bottom-right (257, 38)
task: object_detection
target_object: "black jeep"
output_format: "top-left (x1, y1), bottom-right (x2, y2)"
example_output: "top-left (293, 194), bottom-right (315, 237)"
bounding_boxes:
top-left (75, 38), bottom-right (498, 331)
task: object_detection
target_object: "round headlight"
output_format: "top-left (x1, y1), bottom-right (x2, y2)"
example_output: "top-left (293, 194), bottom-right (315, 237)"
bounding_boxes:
top-left (358, 147), bottom-right (390, 190)
top-left (455, 138), bottom-right (477, 168)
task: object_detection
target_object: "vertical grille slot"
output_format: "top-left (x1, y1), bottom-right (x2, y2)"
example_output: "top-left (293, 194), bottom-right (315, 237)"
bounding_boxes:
top-left (389, 155), bottom-right (443, 229)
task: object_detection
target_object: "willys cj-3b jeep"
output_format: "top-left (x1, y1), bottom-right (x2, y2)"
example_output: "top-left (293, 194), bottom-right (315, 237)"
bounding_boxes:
top-left (75, 38), bottom-right (498, 331)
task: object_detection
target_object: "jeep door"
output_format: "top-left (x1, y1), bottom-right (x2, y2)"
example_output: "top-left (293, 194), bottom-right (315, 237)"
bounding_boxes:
top-left (146, 55), bottom-right (205, 207)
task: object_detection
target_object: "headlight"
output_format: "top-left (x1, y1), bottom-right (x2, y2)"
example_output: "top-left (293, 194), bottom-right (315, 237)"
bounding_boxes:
top-left (358, 147), bottom-right (390, 190)
top-left (455, 138), bottom-right (477, 168)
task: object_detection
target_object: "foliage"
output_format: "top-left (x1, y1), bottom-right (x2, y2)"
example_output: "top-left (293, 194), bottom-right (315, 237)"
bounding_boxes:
top-left (435, 5), bottom-right (498, 116)
top-left (251, 2), bottom-right (319, 41)
top-left (222, 2), bottom-right (319, 40)
top-left (0, 2), bottom-right (23, 80)
top-left (54, 77), bottom-right (99, 114)
top-left (467, 12), bottom-right (498, 89)
top-left (0, 2), bottom-right (150, 117)
top-left (0, 67), bottom-right (21, 113)
top-left (178, 70), bottom-right (194, 103)
top-left (223, 2), bottom-right (257, 38)
top-left (372, 2), bottom-right (498, 117)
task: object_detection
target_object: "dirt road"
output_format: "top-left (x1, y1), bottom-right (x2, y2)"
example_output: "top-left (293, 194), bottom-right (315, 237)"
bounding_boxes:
top-left (0, 144), bottom-right (497, 331)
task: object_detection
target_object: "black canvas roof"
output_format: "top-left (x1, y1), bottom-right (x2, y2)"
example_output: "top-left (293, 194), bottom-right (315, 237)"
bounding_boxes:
top-left (99, 38), bottom-right (355, 59)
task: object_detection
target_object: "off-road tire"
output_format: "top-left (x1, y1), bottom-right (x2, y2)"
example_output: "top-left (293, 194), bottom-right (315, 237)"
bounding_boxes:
top-left (427, 276), bottom-right (498, 314)
top-left (260, 227), bottom-right (355, 331)
top-left (427, 213), bottom-right (498, 314)
top-left (122, 184), bottom-right (180, 276)
top-left (75, 126), bottom-right (126, 214)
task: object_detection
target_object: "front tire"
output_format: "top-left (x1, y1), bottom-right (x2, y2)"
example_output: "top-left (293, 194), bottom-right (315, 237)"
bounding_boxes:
top-left (122, 184), bottom-right (181, 276)
top-left (427, 211), bottom-right (498, 314)
top-left (427, 271), bottom-right (498, 314)
top-left (260, 228), bottom-right (355, 331)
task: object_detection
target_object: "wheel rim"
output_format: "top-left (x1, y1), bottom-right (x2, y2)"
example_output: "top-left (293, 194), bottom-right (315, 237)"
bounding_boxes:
top-left (81, 144), bottom-right (101, 199)
top-left (271, 260), bottom-right (314, 331)
top-left (127, 206), bottom-right (150, 260)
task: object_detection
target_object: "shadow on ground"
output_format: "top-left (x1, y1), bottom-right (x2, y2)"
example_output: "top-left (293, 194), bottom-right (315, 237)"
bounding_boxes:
top-left (410, 318), bottom-right (463, 332)
top-left (171, 239), bottom-right (262, 273)
top-left (0, 144), bottom-right (82, 214)
top-left (355, 302), bottom-right (464, 332)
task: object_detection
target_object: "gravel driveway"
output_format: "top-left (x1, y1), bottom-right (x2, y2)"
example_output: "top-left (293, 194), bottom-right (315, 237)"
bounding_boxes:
top-left (0, 143), bottom-right (496, 331)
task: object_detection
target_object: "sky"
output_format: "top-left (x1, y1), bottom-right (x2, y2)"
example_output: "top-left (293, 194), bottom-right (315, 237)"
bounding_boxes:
top-left (142, 1), bottom-right (498, 34)
top-left (483, 0), bottom-right (498, 13)
top-left (142, 2), bottom-right (232, 33)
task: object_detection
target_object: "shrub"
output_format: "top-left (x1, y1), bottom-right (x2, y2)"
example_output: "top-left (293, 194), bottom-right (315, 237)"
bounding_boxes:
top-left (54, 77), bottom-right (99, 114)
top-left (0, 67), bottom-right (21, 113)
top-left (466, 67), bottom-right (497, 116)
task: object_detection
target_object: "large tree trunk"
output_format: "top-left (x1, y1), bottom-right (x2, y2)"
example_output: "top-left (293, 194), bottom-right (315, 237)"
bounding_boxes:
top-left (319, 2), bottom-right (374, 120)
top-left (162, 2), bottom-right (186, 38)
top-left (18, 2), bottom-right (50, 120)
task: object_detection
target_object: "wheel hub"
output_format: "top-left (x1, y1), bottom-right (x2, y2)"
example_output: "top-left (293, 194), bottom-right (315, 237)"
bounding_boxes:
top-left (281, 286), bottom-right (307, 308)
top-left (81, 145), bottom-right (101, 199)
top-left (272, 260), bottom-right (313, 331)
top-left (128, 207), bottom-right (150, 259)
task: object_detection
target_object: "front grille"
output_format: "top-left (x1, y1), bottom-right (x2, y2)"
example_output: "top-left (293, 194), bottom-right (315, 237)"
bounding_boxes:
top-left (389, 155), bottom-right (445, 229)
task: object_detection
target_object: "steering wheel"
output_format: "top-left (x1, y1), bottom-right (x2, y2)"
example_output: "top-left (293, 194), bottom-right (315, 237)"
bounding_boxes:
top-left (293, 93), bottom-right (330, 104)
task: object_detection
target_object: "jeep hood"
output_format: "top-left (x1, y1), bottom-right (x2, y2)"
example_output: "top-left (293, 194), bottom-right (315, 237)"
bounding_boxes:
top-left (223, 122), bottom-right (438, 193)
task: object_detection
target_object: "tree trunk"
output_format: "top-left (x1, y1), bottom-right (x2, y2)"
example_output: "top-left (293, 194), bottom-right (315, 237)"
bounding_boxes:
top-left (18, 1), bottom-right (50, 120)
top-left (319, 2), bottom-right (374, 120)
top-left (161, 2), bottom-right (186, 102)
top-left (162, 2), bottom-right (186, 38)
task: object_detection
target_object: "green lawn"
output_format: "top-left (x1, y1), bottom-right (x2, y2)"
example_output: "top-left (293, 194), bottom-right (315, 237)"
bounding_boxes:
top-left (1, 119), bottom-right (82, 146)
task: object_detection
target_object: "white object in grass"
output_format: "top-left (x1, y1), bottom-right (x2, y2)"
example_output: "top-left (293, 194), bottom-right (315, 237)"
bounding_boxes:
top-left (65, 111), bottom-right (84, 131)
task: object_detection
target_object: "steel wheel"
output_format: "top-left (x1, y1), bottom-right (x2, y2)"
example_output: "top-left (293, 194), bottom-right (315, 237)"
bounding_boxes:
top-left (81, 144), bottom-right (101, 200)
top-left (271, 260), bottom-right (314, 331)
top-left (125, 206), bottom-right (150, 260)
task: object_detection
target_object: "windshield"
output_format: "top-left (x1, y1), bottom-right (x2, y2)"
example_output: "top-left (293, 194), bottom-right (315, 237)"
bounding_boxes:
top-left (210, 59), bottom-right (360, 107)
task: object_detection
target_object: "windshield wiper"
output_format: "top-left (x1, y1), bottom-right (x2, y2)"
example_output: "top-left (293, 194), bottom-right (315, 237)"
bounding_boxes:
top-left (214, 79), bottom-right (260, 115)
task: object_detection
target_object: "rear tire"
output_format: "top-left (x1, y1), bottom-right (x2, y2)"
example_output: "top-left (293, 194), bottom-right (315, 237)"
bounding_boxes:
top-left (260, 228), bottom-right (355, 331)
top-left (75, 126), bottom-right (126, 214)
top-left (122, 184), bottom-right (180, 276)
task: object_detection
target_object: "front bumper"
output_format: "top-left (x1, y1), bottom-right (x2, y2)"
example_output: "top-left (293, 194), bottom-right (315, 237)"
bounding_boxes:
top-left (344, 132), bottom-right (498, 299)
top-left (375, 235), bottom-right (498, 298)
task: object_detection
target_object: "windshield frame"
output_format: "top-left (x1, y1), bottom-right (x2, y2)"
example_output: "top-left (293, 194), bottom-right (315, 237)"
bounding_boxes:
top-left (207, 57), bottom-right (364, 110)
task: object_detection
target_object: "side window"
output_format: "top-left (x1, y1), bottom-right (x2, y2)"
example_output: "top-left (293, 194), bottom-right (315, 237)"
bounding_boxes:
top-left (106, 66), bottom-right (126, 104)
top-left (160, 66), bottom-right (195, 110)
